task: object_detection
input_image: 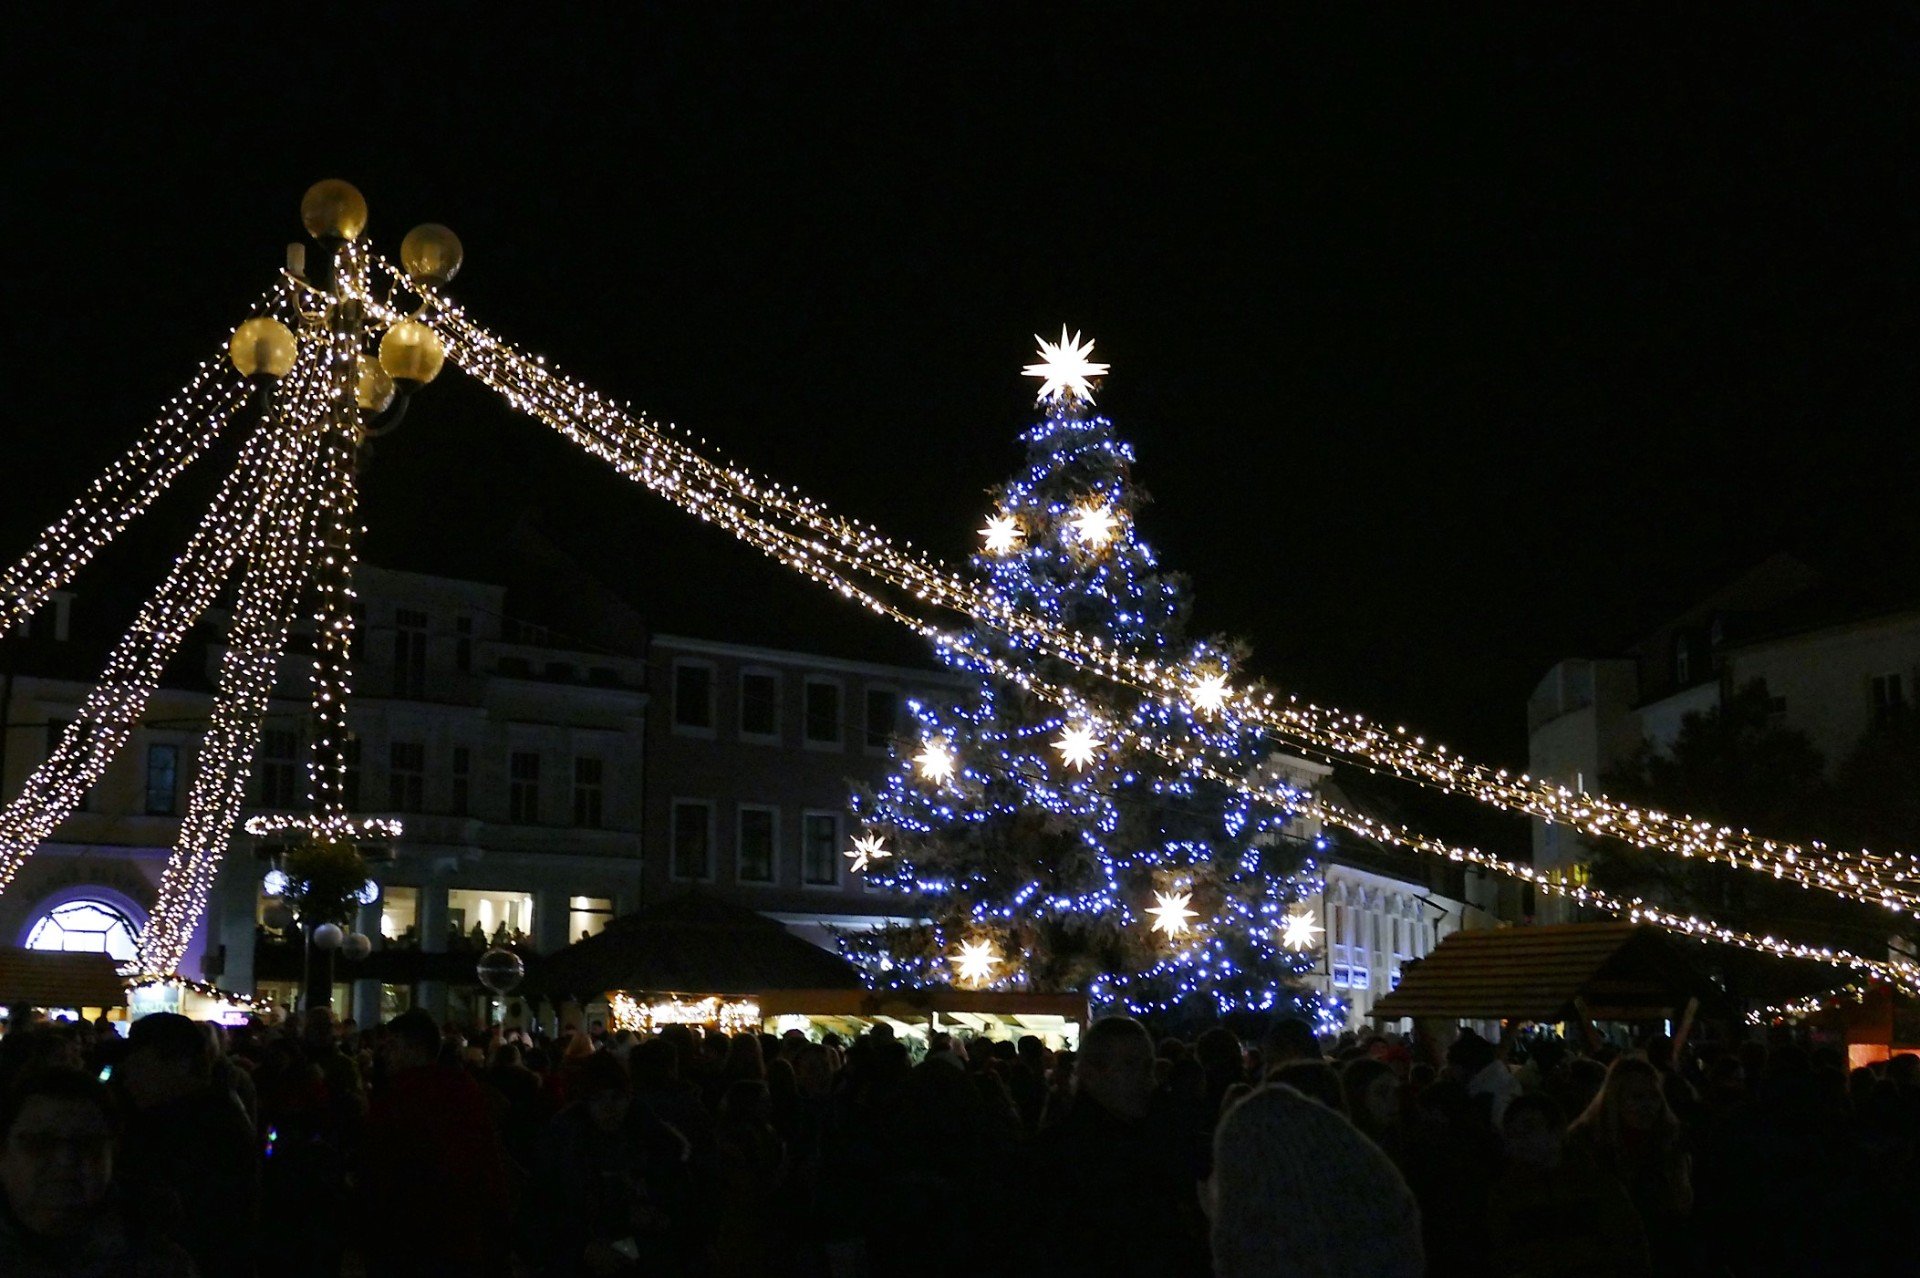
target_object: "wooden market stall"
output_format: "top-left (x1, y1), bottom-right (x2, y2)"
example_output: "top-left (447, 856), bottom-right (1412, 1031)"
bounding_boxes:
top-left (1367, 922), bottom-right (1722, 1040)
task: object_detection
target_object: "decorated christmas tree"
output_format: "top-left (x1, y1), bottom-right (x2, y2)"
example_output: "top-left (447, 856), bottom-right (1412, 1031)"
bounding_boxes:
top-left (843, 332), bottom-right (1336, 1025)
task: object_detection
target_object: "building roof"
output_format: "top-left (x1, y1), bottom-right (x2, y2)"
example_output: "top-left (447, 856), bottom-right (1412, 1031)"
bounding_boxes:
top-left (1367, 922), bottom-right (1718, 1023)
top-left (532, 893), bottom-right (867, 999)
top-left (0, 947), bottom-right (126, 1009)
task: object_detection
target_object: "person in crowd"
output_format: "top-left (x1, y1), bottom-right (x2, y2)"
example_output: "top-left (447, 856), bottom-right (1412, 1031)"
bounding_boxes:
top-left (525, 1049), bottom-right (692, 1276)
top-left (1449, 1026), bottom-right (1522, 1127)
top-left (357, 1008), bottom-right (510, 1278)
top-left (1023, 1016), bottom-right (1208, 1272)
top-left (113, 1011), bottom-right (261, 1278)
top-left (1255, 1015), bottom-right (1321, 1077)
top-left (1207, 1081), bottom-right (1423, 1277)
top-left (1340, 1056), bottom-right (1408, 1162)
top-left (1566, 1056), bottom-right (1692, 1270)
top-left (0, 1067), bottom-right (196, 1278)
top-left (1272, 1058), bottom-right (1346, 1113)
top-left (1488, 1092), bottom-right (1650, 1276)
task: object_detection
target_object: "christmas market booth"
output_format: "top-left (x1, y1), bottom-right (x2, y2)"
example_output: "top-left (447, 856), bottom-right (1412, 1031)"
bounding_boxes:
top-left (1367, 922), bottom-right (1723, 1040)
top-left (532, 895), bottom-right (1088, 1048)
top-left (0, 946), bottom-right (126, 1028)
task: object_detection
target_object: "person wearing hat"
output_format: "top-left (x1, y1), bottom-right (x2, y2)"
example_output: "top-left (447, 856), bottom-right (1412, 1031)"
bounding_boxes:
top-left (114, 1012), bottom-right (261, 1278)
top-left (1207, 1082), bottom-right (1424, 1277)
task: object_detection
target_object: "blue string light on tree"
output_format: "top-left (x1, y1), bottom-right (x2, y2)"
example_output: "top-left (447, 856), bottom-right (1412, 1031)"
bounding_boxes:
top-left (844, 331), bottom-right (1339, 1026)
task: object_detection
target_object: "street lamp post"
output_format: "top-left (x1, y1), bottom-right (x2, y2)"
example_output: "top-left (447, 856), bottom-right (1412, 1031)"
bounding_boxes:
top-left (229, 179), bottom-right (456, 1018)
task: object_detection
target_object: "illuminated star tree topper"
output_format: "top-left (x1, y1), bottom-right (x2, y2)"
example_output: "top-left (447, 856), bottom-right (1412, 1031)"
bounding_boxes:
top-left (1022, 327), bottom-right (1110, 404)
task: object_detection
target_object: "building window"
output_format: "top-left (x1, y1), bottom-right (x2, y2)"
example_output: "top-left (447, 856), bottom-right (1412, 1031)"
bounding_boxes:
top-left (389, 741), bottom-right (425, 813)
top-left (455, 616), bottom-right (474, 673)
top-left (450, 746), bottom-right (471, 817)
top-left (447, 888), bottom-right (533, 947)
top-left (737, 806), bottom-right (778, 884)
top-left (568, 895), bottom-right (614, 942)
top-left (674, 661), bottom-right (714, 732)
top-left (804, 679), bottom-right (841, 747)
top-left (145, 744), bottom-right (179, 816)
top-left (1871, 673), bottom-right (1908, 725)
top-left (671, 801), bottom-right (713, 880)
top-left (802, 811), bottom-right (840, 886)
top-left (25, 898), bottom-right (140, 963)
top-left (394, 609), bottom-right (428, 699)
top-left (379, 886), bottom-right (418, 943)
top-left (740, 670), bottom-right (780, 740)
top-left (573, 757), bottom-right (604, 829)
top-left (260, 729), bottom-right (299, 809)
top-left (864, 688), bottom-right (899, 752)
top-left (509, 751), bottom-right (541, 824)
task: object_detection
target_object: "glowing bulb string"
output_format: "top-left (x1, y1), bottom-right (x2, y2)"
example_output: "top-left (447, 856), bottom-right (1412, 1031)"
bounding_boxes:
top-left (402, 290), bottom-right (1920, 909)
top-left (641, 505), bottom-right (1920, 993)
top-left (137, 351), bottom-right (332, 976)
top-left (306, 247), bottom-right (369, 821)
top-left (0, 410), bottom-right (295, 898)
top-left (0, 285), bottom-right (290, 634)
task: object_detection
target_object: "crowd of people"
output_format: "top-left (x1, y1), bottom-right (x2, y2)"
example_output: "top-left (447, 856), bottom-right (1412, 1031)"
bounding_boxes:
top-left (0, 1003), bottom-right (1915, 1276)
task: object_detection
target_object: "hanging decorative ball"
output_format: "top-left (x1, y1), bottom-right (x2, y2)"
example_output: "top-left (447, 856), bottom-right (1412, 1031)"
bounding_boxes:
top-left (341, 931), bottom-right (373, 961)
top-left (476, 947), bottom-right (526, 995)
top-left (355, 355), bottom-right (396, 414)
top-left (400, 223), bottom-right (464, 286)
top-left (311, 922), bottom-right (346, 951)
top-left (379, 320), bottom-right (446, 387)
top-left (263, 899), bottom-right (296, 932)
top-left (300, 179), bottom-right (369, 242)
top-left (228, 317), bottom-right (297, 381)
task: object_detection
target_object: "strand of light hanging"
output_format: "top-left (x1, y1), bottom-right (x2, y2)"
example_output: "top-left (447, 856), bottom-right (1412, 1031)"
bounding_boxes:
top-left (399, 284), bottom-right (1920, 909)
top-left (926, 616), bottom-right (1920, 994)
top-left (0, 413), bottom-right (288, 898)
top-left (0, 286), bottom-right (286, 634)
top-left (137, 353), bottom-right (330, 975)
top-left (305, 246), bottom-right (369, 821)
top-left (622, 494), bottom-right (1920, 994)
top-left (437, 305), bottom-right (1920, 920)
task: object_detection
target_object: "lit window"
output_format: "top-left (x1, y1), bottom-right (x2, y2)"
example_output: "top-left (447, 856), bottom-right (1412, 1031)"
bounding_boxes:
top-left (26, 899), bottom-right (140, 963)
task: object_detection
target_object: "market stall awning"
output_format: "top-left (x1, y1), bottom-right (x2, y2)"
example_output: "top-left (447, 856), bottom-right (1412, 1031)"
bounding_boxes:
top-left (0, 947), bottom-right (127, 1009)
top-left (1368, 922), bottom-right (1718, 1023)
top-left (533, 894), bottom-right (866, 999)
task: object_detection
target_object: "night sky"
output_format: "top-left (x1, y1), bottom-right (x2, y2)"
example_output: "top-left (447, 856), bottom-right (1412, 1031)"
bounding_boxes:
top-left (6, 5), bottom-right (1917, 778)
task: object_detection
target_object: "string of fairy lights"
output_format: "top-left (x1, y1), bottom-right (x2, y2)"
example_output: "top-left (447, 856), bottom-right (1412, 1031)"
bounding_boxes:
top-left (306, 246), bottom-right (370, 823)
top-left (389, 277), bottom-right (1920, 918)
top-left (136, 346), bottom-right (331, 975)
top-left (0, 411), bottom-right (292, 899)
top-left (0, 287), bottom-right (285, 634)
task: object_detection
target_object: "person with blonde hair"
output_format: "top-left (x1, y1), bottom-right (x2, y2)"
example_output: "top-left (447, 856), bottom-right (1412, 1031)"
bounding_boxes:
top-left (1566, 1055), bottom-right (1691, 1268)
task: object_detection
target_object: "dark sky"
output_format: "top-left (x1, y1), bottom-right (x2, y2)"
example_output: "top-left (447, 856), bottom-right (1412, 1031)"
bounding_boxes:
top-left (6, 5), bottom-right (1917, 774)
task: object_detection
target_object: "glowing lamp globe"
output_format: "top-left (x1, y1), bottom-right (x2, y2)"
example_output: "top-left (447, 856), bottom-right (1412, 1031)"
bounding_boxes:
top-left (379, 320), bottom-right (445, 387)
top-left (311, 922), bottom-right (346, 951)
top-left (476, 947), bottom-right (525, 995)
top-left (300, 179), bottom-right (369, 243)
top-left (400, 223), bottom-right (464, 285)
top-left (355, 355), bottom-right (396, 414)
top-left (228, 317), bottom-right (297, 381)
top-left (341, 932), bottom-right (373, 962)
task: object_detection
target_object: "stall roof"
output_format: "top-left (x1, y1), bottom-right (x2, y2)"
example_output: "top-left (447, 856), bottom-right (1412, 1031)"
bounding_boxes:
top-left (0, 947), bottom-right (126, 1009)
top-left (533, 894), bottom-right (865, 999)
top-left (1368, 923), bottom-right (1719, 1023)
